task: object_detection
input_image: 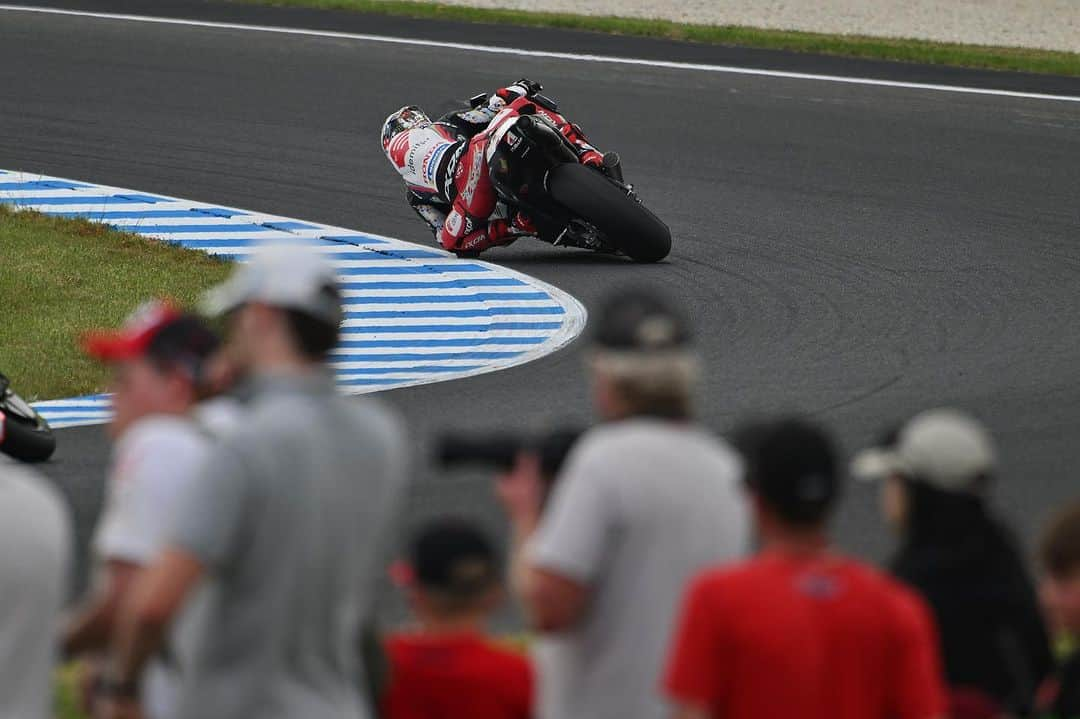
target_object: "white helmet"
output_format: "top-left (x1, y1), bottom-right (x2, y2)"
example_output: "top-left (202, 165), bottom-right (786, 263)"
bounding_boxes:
top-left (380, 105), bottom-right (431, 153)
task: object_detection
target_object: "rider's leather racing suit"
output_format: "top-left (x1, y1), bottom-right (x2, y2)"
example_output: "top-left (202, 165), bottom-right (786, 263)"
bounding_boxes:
top-left (386, 86), bottom-right (604, 253)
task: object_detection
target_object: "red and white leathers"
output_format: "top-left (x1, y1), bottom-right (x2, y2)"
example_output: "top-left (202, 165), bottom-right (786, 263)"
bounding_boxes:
top-left (383, 85), bottom-right (604, 254)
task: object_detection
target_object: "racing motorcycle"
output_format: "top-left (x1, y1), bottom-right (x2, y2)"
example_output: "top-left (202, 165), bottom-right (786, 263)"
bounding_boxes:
top-left (455, 88), bottom-right (671, 263)
top-left (0, 372), bottom-right (56, 462)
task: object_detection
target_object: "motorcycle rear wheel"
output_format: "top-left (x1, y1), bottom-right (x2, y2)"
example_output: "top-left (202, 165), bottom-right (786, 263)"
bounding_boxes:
top-left (546, 163), bottom-right (671, 263)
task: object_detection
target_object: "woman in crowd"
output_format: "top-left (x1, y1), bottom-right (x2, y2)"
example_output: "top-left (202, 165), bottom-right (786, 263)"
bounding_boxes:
top-left (855, 408), bottom-right (1052, 717)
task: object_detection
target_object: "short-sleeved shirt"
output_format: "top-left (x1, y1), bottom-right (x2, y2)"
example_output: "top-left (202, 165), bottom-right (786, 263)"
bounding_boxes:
top-left (95, 416), bottom-right (211, 563)
top-left (382, 633), bottom-right (533, 719)
top-left (528, 418), bottom-right (749, 719)
top-left (665, 552), bottom-right (948, 719)
top-left (93, 415), bottom-right (212, 719)
top-left (0, 458), bottom-right (70, 719)
top-left (170, 372), bottom-right (408, 719)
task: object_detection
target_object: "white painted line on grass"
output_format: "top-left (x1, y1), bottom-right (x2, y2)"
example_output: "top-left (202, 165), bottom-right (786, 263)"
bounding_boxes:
top-left (1, 4), bottom-right (1079, 104)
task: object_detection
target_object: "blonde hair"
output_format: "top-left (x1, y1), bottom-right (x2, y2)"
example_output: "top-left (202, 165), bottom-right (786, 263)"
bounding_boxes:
top-left (591, 350), bottom-right (699, 419)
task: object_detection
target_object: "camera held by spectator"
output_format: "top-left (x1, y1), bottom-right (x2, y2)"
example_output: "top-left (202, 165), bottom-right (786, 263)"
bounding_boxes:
top-left (437, 428), bottom-right (581, 507)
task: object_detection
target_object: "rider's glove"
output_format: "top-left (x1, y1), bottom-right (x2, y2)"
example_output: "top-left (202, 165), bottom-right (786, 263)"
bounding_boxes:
top-left (514, 78), bottom-right (543, 96)
top-left (491, 79), bottom-right (538, 109)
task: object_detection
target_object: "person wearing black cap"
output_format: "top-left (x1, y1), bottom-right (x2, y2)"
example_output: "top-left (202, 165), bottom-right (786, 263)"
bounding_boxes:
top-left (497, 287), bottom-right (749, 719)
top-left (664, 418), bottom-right (947, 719)
top-left (382, 519), bottom-right (532, 719)
top-left (62, 300), bottom-right (221, 719)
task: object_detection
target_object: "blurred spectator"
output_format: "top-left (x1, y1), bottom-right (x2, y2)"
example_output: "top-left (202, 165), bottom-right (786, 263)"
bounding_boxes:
top-left (0, 456), bottom-right (71, 719)
top-left (100, 244), bottom-right (409, 719)
top-left (664, 418), bottom-right (947, 719)
top-left (191, 343), bottom-right (246, 437)
top-left (853, 408), bottom-right (1051, 715)
top-left (63, 301), bottom-right (220, 719)
top-left (1033, 502), bottom-right (1080, 716)
top-left (382, 518), bottom-right (532, 719)
top-left (498, 287), bottom-right (749, 719)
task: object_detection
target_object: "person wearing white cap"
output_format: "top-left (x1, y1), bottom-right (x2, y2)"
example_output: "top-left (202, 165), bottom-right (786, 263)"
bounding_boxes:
top-left (853, 408), bottom-right (1051, 718)
top-left (100, 243), bottom-right (409, 719)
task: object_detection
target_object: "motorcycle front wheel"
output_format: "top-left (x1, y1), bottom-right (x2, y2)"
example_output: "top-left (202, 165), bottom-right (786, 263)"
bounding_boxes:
top-left (0, 376), bottom-right (56, 462)
top-left (545, 163), bottom-right (671, 263)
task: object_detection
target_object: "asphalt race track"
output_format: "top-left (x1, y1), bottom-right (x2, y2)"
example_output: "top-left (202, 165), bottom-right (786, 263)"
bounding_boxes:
top-left (2, 1), bottom-right (1080, 619)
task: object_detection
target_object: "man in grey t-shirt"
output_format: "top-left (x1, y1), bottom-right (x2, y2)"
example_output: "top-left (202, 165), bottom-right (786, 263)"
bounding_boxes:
top-left (497, 288), bottom-right (749, 719)
top-left (102, 244), bottom-right (408, 719)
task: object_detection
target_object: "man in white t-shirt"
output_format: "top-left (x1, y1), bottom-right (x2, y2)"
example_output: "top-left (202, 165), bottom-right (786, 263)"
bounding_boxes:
top-left (497, 288), bottom-right (750, 719)
top-left (0, 456), bottom-right (71, 719)
top-left (62, 300), bottom-right (220, 719)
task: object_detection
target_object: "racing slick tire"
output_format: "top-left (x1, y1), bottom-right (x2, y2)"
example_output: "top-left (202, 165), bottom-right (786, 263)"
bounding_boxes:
top-left (546, 162), bottom-right (671, 263)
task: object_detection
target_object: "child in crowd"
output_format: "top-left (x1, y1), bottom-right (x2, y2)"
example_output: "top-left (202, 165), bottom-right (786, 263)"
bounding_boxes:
top-left (382, 519), bottom-right (533, 719)
top-left (1035, 502), bottom-right (1080, 717)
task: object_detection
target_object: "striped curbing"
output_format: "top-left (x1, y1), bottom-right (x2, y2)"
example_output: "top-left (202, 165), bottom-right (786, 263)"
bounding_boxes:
top-left (0, 170), bottom-right (586, 429)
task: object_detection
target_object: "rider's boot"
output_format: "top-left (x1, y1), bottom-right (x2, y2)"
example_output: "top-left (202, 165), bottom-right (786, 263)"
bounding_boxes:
top-left (451, 220), bottom-right (518, 257)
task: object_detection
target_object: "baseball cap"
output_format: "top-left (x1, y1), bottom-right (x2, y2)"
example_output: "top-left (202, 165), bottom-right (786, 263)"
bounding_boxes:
top-left (83, 301), bottom-right (220, 375)
top-left (737, 418), bottom-right (840, 526)
top-left (201, 242), bottom-right (342, 326)
top-left (592, 287), bottom-right (691, 352)
top-left (851, 408), bottom-right (995, 491)
top-left (410, 519), bottom-right (499, 598)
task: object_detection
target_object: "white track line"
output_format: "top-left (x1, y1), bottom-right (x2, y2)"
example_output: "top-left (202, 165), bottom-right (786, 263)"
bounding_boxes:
top-left (2, 4), bottom-right (1079, 104)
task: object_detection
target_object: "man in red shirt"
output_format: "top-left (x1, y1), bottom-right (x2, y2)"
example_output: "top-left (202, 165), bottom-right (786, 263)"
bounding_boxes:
top-left (382, 519), bottom-right (533, 719)
top-left (664, 418), bottom-right (948, 719)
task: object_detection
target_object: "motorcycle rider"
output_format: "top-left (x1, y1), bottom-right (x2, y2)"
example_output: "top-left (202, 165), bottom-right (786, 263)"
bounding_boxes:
top-left (381, 79), bottom-right (605, 255)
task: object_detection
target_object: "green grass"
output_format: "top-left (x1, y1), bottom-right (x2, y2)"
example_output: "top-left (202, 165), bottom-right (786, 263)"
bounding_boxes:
top-left (0, 205), bottom-right (231, 401)
top-left (55, 665), bottom-right (84, 719)
top-left (241, 0), bottom-right (1080, 76)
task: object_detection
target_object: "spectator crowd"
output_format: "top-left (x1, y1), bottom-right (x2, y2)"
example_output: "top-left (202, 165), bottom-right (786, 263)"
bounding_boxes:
top-left (2, 242), bottom-right (1079, 719)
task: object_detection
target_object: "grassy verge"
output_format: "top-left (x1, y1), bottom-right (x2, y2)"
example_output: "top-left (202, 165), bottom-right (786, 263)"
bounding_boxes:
top-left (55, 665), bottom-right (84, 719)
top-left (0, 205), bottom-right (231, 401)
top-left (242, 0), bottom-right (1080, 77)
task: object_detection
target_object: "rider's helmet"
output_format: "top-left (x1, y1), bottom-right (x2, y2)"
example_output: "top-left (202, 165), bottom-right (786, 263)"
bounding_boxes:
top-left (381, 105), bottom-right (432, 152)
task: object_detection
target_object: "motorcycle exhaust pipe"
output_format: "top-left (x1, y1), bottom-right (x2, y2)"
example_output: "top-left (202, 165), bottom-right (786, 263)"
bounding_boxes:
top-left (602, 152), bottom-right (624, 183)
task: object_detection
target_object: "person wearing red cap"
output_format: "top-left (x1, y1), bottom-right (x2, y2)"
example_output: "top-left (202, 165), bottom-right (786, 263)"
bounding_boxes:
top-left (63, 300), bottom-right (221, 719)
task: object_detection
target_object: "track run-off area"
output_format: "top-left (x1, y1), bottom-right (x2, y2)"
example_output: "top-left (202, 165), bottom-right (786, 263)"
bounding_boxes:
top-left (1, 1), bottom-right (1079, 603)
top-left (0, 170), bottom-right (585, 429)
